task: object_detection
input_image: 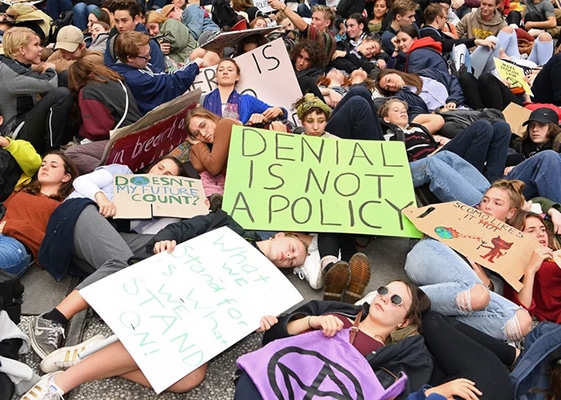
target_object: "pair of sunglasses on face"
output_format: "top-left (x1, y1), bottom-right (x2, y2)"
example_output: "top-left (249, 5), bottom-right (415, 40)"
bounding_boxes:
top-left (376, 286), bottom-right (404, 307)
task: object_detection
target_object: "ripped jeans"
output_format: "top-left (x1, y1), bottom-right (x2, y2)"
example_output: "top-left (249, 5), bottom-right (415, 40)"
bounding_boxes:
top-left (404, 238), bottom-right (524, 341)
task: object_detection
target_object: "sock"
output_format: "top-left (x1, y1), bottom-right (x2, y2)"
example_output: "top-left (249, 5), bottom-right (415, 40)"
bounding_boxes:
top-left (42, 309), bottom-right (68, 328)
top-left (322, 262), bottom-right (335, 274)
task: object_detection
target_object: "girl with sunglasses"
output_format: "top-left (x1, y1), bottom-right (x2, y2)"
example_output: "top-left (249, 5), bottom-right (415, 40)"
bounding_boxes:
top-left (234, 280), bottom-right (515, 399)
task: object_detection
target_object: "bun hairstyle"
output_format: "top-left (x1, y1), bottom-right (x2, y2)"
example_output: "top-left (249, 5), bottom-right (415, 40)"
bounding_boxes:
top-left (488, 179), bottom-right (526, 211)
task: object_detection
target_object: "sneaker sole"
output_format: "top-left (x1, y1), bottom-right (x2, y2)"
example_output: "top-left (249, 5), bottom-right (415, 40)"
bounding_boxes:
top-left (323, 262), bottom-right (351, 301)
top-left (40, 334), bottom-right (106, 373)
top-left (342, 253), bottom-right (371, 304)
top-left (29, 317), bottom-right (63, 360)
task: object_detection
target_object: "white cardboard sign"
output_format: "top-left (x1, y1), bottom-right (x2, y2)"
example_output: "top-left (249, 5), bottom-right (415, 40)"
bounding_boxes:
top-left (191, 38), bottom-right (303, 124)
top-left (113, 174), bottom-right (208, 219)
top-left (80, 227), bottom-right (303, 393)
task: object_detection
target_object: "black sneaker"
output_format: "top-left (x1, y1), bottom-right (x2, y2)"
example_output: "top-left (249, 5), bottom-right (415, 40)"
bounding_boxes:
top-left (29, 315), bottom-right (65, 359)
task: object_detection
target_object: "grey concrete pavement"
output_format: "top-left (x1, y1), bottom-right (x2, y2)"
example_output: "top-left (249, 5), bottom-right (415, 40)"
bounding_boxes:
top-left (17, 235), bottom-right (410, 400)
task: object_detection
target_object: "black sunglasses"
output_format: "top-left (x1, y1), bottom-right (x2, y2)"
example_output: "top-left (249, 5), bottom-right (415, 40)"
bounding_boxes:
top-left (377, 286), bottom-right (403, 306)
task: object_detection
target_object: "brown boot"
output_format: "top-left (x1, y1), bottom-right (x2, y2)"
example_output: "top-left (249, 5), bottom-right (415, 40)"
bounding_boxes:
top-left (342, 253), bottom-right (371, 304)
top-left (323, 261), bottom-right (351, 301)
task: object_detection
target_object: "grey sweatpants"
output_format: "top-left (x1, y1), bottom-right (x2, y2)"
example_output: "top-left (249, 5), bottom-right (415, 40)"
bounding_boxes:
top-left (72, 205), bottom-right (153, 289)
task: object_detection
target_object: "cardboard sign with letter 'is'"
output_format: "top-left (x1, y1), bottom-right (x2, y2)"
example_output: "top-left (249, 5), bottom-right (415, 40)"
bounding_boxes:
top-left (404, 202), bottom-right (542, 291)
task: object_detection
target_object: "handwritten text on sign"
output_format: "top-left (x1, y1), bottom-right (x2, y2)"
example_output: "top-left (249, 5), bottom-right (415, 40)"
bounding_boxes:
top-left (101, 90), bottom-right (200, 172)
top-left (404, 202), bottom-right (542, 291)
top-left (222, 126), bottom-right (420, 237)
top-left (113, 174), bottom-right (208, 219)
top-left (191, 39), bottom-right (302, 124)
top-left (80, 227), bottom-right (303, 394)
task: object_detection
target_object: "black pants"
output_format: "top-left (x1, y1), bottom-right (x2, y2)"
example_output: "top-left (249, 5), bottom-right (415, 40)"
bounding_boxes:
top-left (17, 87), bottom-right (73, 155)
top-left (422, 311), bottom-right (515, 400)
top-left (318, 233), bottom-right (357, 262)
top-left (326, 86), bottom-right (385, 140)
top-left (458, 72), bottom-right (523, 110)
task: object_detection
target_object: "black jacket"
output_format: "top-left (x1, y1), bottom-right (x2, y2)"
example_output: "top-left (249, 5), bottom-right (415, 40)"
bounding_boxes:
top-left (263, 300), bottom-right (434, 400)
top-left (145, 209), bottom-right (262, 254)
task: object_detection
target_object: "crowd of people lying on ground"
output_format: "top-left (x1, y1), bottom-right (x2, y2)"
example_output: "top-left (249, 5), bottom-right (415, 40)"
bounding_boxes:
top-left (1, 0), bottom-right (561, 397)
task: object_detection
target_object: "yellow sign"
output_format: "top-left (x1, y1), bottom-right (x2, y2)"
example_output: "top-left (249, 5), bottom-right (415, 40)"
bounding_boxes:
top-left (494, 58), bottom-right (533, 96)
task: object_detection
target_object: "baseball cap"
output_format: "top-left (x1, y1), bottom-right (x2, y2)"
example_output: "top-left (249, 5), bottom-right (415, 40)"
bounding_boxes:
top-left (54, 25), bottom-right (84, 52)
top-left (522, 107), bottom-right (559, 126)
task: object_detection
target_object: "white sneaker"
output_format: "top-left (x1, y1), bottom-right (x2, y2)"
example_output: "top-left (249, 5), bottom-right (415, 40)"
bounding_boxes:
top-left (292, 234), bottom-right (324, 289)
top-left (20, 372), bottom-right (64, 400)
top-left (40, 334), bottom-right (105, 373)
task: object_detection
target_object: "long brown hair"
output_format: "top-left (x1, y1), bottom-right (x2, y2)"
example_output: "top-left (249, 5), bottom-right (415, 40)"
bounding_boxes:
top-left (21, 151), bottom-right (79, 201)
top-left (375, 68), bottom-right (423, 96)
top-left (185, 107), bottom-right (222, 137)
top-left (509, 210), bottom-right (561, 250)
top-left (68, 54), bottom-right (123, 95)
top-left (401, 280), bottom-right (431, 332)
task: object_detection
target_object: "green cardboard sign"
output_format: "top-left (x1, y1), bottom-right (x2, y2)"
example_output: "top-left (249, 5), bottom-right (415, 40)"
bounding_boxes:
top-left (223, 126), bottom-right (421, 238)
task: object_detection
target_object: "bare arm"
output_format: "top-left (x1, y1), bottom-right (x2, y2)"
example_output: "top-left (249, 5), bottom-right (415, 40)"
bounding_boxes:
top-left (268, 0), bottom-right (308, 31)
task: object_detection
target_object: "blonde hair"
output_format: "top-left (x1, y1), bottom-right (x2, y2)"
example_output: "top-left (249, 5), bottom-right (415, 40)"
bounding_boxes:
top-left (379, 98), bottom-right (408, 119)
top-left (3, 27), bottom-right (38, 59)
top-left (488, 179), bottom-right (526, 211)
top-left (115, 31), bottom-right (150, 61)
top-left (146, 10), bottom-right (167, 25)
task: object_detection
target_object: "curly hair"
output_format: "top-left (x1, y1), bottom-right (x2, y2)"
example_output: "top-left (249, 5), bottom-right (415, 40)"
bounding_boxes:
top-left (290, 40), bottom-right (325, 68)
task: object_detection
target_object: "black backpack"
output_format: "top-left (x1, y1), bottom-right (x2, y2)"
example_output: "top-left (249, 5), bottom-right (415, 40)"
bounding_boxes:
top-left (0, 148), bottom-right (22, 203)
top-left (211, 0), bottom-right (244, 30)
top-left (0, 270), bottom-right (24, 324)
top-left (48, 10), bottom-right (73, 43)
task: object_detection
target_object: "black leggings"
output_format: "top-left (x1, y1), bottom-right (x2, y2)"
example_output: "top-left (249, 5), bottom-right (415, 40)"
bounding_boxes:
top-left (422, 311), bottom-right (514, 400)
top-left (18, 87), bottom-right (73, 155)
top-left (458, 72), bottom-right (523, 110)
top-left (318, 233), bottom-right (357, 262)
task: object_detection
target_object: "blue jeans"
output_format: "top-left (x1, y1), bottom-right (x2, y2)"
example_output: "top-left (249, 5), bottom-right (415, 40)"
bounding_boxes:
top-left (410, 150), bottom-right (490, 205)
top-left (442, 120), bottom-right (510, 183)
top-left (73, 3), bottom-right (98, 31)
top-left (506, 150), bottom-right (561, 203)
top-left (46, 0), bottom-right (73, 19)
top-left (0, 234), bottom-right (32, 277)
top-left (405, 238), bottom-right (522, 340)
top-left (181, 4), bottom-right (219, 42)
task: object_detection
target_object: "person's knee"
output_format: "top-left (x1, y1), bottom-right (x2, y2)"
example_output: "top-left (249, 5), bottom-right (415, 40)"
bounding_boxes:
top-left (536, 149), bottom-right (559, 163)
top-left (537, 32), bottom-right (553, 42)
top-left (456, 283), bottom-right (490, 312)
top-left (472, 119), bottom-right (492, 134)
top-left (168, 364), bottom-right (208, 393)
top-left (504, 309), bottom-right (532, 341)
top-left (500, 25), bottom-right (515, 34)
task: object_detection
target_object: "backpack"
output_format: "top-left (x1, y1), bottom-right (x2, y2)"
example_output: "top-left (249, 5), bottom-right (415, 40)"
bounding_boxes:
top-left (211, 0), bottom-right (244, 30)
top-left (511, 321), bottom-right (561, 400)
top-left (0, 149), bottom-right (22, 203)
top-left (48, 10), bottom-right (73, 43)
top-left (0, 270), bottom-right (24, 325)
top-left (266, 30), bottom-right (297, 53)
